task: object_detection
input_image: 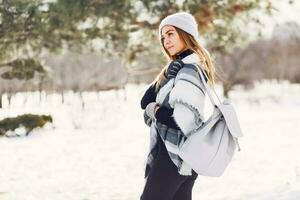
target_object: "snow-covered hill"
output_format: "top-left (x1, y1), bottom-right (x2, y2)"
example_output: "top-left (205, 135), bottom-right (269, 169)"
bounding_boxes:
top-left (0, 80), bottom-right (299, 200)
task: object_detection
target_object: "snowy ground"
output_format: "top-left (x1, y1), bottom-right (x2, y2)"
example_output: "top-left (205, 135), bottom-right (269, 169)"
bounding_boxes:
top-left (0, 80), bottom-right (299, 200)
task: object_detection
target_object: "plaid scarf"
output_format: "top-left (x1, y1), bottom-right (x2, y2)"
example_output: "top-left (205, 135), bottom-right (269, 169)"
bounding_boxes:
top-left (143, 53), bottom-right (207, 179)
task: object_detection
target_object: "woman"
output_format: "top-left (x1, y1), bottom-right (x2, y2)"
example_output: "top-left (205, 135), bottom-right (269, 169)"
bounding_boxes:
top-left (140, 12), bottom-right (216, 200)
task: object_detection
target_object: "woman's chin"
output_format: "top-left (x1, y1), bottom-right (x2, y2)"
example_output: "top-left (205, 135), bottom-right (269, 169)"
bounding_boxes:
top-left (168, 50), bottom-right (177, 56)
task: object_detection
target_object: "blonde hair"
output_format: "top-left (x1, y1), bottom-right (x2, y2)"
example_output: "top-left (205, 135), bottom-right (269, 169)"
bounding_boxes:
top-left (153, 26), bottom-right (217, 92)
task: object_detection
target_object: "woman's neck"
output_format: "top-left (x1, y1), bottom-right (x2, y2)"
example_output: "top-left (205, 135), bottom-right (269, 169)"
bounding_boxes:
top-left (175, 48), bottom-right (193, 60)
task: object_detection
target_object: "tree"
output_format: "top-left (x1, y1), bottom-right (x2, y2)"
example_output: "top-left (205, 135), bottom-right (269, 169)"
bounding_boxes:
top-left (0, 0), bottom-right (273, 75)
top-left (0, 0), bottom-right (279, 104)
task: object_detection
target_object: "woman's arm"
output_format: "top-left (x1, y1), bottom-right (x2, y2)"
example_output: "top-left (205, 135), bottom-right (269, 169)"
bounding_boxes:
top-left (142, 103), bottom-right (182, 130)
top-left (168, 67), bottom-right (207, 136)
top-left (155, 107), bottom-right (181, 130)
top-left (140, 83), bottom-right (157, 110)
top-left (140, 82), bottom-right (181, 130)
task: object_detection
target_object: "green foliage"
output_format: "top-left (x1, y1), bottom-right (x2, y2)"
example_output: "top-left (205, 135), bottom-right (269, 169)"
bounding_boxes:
top-left (0, 0), bottom-right (274, 77)
top-left (0, 113), bottom-right (53, 136)
top-left (0, 58), bottom-right (48, 80)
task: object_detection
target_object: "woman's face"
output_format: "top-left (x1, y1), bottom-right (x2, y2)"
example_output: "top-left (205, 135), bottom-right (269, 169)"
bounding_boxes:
top-left (161, 25), bottom-right (186, 56)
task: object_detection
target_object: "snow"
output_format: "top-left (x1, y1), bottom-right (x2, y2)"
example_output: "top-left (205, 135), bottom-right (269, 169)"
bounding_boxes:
top-left (0, 81), bottom-right (299, 200)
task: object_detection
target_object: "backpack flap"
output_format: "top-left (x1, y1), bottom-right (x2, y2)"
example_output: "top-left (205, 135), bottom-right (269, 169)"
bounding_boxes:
top-left (217, 99), bottom-right (243, 138)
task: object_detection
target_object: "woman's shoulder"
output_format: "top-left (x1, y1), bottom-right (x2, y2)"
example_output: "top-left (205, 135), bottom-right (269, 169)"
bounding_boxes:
top-left (181, 63), bottom-right (208, 80)
top-left (175, 63), bottom-right (208, 86)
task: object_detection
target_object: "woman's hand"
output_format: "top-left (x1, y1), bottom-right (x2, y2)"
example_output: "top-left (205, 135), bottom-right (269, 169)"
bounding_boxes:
top-left (145, 102), bottom-right (160, 119)
top-left (154, 104), bottom-right (160, 114)
top-left (164, 59), bottom-right (185, 79)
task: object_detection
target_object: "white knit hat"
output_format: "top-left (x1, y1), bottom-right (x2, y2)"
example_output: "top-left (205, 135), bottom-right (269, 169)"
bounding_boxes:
top-left (158, 12), bottom-right (199, 40)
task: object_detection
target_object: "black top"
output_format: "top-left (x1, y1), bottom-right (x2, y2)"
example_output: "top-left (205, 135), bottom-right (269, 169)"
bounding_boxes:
top-left (175, 48), bottom-right (194, 60)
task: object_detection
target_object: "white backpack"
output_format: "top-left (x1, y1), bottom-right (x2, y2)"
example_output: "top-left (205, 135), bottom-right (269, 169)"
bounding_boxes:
top-left (178, 65), bottom-right (243, 177)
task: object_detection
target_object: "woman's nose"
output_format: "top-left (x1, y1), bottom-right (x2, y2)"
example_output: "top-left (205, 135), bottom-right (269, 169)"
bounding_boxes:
top-left (164, 38), bottom-right (171, 46)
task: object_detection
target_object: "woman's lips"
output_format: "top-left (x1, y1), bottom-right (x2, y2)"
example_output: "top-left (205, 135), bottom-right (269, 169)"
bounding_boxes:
top-left (167, 46), bottom-right (174, 50)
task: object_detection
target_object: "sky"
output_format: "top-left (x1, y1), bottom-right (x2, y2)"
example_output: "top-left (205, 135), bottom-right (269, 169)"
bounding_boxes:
top-left (260, 0), bottom-right (300, 38)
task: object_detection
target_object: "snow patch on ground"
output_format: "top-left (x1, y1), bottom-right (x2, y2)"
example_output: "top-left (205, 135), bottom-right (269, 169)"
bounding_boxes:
top-left (0, 81), bottom-right (299, 200)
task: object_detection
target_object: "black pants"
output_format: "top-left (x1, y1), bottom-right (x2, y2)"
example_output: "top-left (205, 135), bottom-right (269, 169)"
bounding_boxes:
top-left (140, 134), bottom-right (198, 200)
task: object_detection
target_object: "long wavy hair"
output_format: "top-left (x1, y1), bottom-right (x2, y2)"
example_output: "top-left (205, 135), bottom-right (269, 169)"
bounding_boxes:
top-left (152, 26), bottom-right (217, 92)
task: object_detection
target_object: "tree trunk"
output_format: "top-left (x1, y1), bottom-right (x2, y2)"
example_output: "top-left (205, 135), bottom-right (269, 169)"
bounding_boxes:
top-left (222, 83), bottom-right (232, 98)
top-left (39, 81), bottom-right (43, 103)
top-left (79, 91), bottom-right (85, 110)
top-left (7, 93), bottom-right (12, 107)
top-left (0, 93), bottom-right (2, 108)
top-left (61, 91), bottom-right (64, 104)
